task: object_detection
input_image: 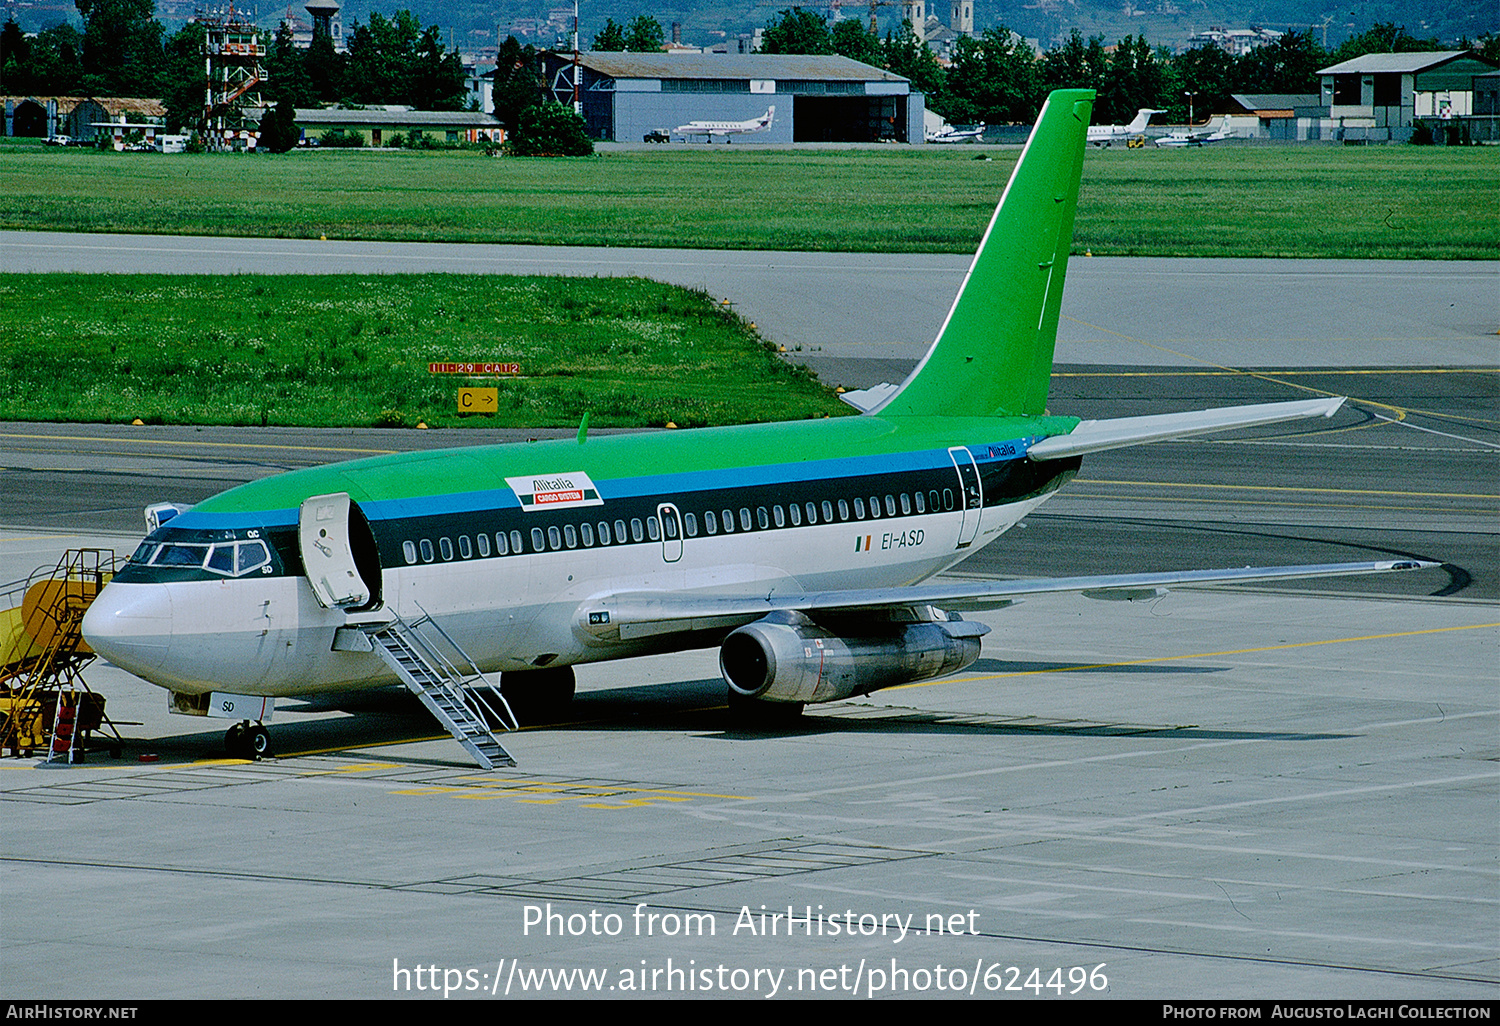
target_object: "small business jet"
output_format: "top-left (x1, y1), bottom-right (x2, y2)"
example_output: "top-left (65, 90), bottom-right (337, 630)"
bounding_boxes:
top-left (674, 105), bottom-right (775, 142)
top-left (82, 89), bottom-right (1428, 764)
top-left (1087, 107), bottom-right (1162, 146)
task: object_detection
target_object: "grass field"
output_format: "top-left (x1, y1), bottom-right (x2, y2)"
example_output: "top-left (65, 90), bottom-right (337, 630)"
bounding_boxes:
top-left (1, 142), bottom-right (1494, 259)
top-left (0, 274), bottom-right (849, 428)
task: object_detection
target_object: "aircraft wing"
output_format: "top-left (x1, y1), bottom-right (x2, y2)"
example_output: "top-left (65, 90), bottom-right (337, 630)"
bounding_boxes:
top-left (1026, 397), bottom-right (1344, 460)
top-left (581, 559), bottom-right (1435, 640)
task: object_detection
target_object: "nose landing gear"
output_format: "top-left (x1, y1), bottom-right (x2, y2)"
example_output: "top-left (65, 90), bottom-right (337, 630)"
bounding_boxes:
top-left (224, 720), bottom-right (271, 760)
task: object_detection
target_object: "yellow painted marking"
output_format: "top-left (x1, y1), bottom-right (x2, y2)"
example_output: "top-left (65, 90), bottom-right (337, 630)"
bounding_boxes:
top-left (390, 777), bottom-right (753, 807)
top-left (894, 621), bottom-right (1500, 691)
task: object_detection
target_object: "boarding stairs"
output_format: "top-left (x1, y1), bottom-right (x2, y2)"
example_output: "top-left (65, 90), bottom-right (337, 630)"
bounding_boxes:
top-left (361, 613), bottom-right (518, 770)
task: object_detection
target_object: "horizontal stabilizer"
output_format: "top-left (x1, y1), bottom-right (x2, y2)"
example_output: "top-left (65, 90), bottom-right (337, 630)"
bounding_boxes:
top-left (1026, 397), bottom-right (1345, 461)
top-left (581, 559), bottom-right (1436, 638)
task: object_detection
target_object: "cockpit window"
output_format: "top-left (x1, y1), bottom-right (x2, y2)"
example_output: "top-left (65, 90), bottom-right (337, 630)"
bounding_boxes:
top-left (130, 541), bottom-right (159, 564)
top-left (154, 543), bottom-right (210, 567)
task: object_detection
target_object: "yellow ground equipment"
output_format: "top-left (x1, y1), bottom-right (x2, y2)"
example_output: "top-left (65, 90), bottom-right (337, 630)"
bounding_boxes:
top-left (0, 549), bottom-right (124, 762)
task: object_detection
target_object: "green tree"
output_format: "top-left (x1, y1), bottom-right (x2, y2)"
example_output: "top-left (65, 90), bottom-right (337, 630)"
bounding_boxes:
top-left (593, 18), bottom-right (627, 51)
top-left (881, 21), bottom-right (944, 105)
top-left (266, 21), bottom-right (314, 108)
top-left (492, 36), bottom-right (542, 134)
top-left (258, 99), bottom-right (299, 152)
top-left (1096, 34), bottom-right (1166, 125)
top-left (74, 0), bottom-right (164, 95)
top-left (624, 15), bottom-right (664, 53)
top-left (0, 18), bottom-right (28, 92)
top-left (1233, 30), bottom-right (1325, 94)
top-left (509, 101), bottom-right (593, 156)
top-left (159, 20), bottom-right (206, 132)
top-left (942, 27), bottom-right (1041, 124)
top-left (10, 23), bottom-right (83, 94)
top-left (1039, 29), bottom-right (1107, 96)
top-left (831, 18), bottom-right (880, 65)
top-left (303, 23), bottom-right (343, 102)
top-left (342, 10), bottom-right (464, 110)
top-left (1330, 22), bottom-right (1439, 64)
top-left (1163, 43), bottom-right (1235, 123)
top-left (760, 8), bottom-right (832, 54)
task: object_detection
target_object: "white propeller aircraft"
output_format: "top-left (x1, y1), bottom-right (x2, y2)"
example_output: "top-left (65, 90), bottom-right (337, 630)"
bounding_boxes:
top-left (1087, 107), bottom-right (1162, 146)
top-left (82, 90), bottom-right (1429, 763)
top-left (673, 105), bottom-right (775, 142)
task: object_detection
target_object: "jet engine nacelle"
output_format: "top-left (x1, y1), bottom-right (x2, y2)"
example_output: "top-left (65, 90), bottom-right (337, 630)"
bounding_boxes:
top-left (719, 611), bottom-right (988, 705)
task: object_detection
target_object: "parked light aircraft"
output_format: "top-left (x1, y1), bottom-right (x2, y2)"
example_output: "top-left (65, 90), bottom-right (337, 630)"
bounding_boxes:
top-left (1087, 107), bottom-right (1162, 146)
top-left (82, 89), bottom-right (1427, 762)
top-left (927, 122), bottom-right (986, 143)
top-left (1155, 122), bottom-right (1233, 147)
top-left (674, 106), bottom-right (775, 142)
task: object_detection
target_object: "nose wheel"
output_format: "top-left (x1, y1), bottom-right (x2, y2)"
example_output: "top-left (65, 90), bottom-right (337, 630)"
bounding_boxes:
top-left (225, 720), bottom-right (271, 760)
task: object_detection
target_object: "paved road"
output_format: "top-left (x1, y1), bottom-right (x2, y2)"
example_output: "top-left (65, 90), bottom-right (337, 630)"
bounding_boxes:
top-left (2, 232), bottom-right (1494, 385)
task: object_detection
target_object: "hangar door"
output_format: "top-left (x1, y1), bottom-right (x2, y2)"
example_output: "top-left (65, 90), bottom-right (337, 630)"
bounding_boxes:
top-left (793, 96), bottom-right (906, 143)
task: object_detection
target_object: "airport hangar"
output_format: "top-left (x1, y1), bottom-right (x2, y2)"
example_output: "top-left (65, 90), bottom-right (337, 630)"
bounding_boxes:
top-left (536, 52), bottom-right (926, 143)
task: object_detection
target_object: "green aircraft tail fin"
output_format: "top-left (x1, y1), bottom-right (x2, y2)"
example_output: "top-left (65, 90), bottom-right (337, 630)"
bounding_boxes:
top-left (876, 89), bottom-right (1093, 420)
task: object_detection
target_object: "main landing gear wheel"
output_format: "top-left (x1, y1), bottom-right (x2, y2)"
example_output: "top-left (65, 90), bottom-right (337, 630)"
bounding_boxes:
top-left (225, 720), bottom-right (271, 759)
top-left (725, 689), bottom-right (804, 727)
top-left (498, 666), bottom-right (576, 726)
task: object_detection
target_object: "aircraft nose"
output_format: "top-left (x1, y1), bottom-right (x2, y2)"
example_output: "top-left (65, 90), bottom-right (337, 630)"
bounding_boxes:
top-left (81, 582), bottom-right (173, 679)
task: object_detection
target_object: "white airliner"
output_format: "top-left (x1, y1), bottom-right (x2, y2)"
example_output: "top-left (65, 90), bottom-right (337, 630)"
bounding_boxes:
top-left (81, 90), bottom-right (1429, 764)
top-left (674, 106), bottom-right (775, 142)
top-left (1087, 108), bottom-right (1162, 146)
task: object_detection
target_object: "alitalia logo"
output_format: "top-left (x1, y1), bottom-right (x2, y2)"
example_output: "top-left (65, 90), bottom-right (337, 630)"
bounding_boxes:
top-left (505, 472), bottom-right (604, 511)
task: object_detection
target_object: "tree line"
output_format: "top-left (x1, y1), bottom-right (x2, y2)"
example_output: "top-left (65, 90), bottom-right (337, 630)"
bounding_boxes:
top-left (0, 0), bottom-right (468, 132)
top-left (754, 8), bottom-right (1500, 125)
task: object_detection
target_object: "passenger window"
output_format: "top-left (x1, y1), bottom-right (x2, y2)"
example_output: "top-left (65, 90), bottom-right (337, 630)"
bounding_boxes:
top-left (581, 523), bottom-right (594, 546)
top-left (900, 494), bottom-right (911, 515)
top-left (757, 506), bottom-right (769, 530)
top-left (647, 517), bottom-right (660, 541)
top-left (915, 492), bottom-right (926, 514)
top-left (805, 502), bottom-right (817, 524)
top-left (440, 537), bottom-right (453, 560)
top-left (631, 518), bottom-right (644, 542)
top-left (402, 540), bottom-right (417, 565)
top-left (885, 495), bottom-right (896, 517)
top-left (420, 539), bottom-right (434, 562)
top-left (869, 496), bottom-right (881, 518)
top-left (459, 535), bottom-right (472, 559)
top-left (722, 509), bottom-right (735, 533)
top-left (943, 489), bottom-right (954, 511)
top-left (822, 500), bottom-right (833, 522)
top-left (598, 521), bottom-right (612, 545)
top-left (705, 510), bottom-right (718, 534)
top-left (615, 520), bottom-right (627, 543)
top-left (510, 530), bottom-right (523, 554)
top-left (495, 532), bottom-right (509, 556)
top-left (789, 503), bottom-right (801, 526)
top-left (530, 528), bottom-right (545, 552)
top-left (477, 533), bottom-right (490, 557)
top-left (930, 490), bottom-right (940, 512)
top-left (774, 505), bottom-right (785, 527)
top-left (547, 526), bottom-right (562, 550)
top-left (838, 499), bottom-right (849, 520)
top-left (740, 508), bottom-right (751, 531)
top-left (684, 513), bottom-right (698, 537)
top-left (854, 497), bottom-right (865, 519)
top-left (564, 524), bottom-right (577, 548)
top-left (661, 516), bottom-right (677, 540)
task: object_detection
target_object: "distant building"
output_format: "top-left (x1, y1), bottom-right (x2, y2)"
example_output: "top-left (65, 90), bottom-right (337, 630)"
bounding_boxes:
top-left (1317, 50), bottom-right (1498, 139)
top-left (1186, 27), bottom-right (1282, 56)
top-left (1, 96), bottom-right (165, 144)
top-left (290, 108), bottom-right (504, 147)
top-left (538, 52), bottom-right (924, 144)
